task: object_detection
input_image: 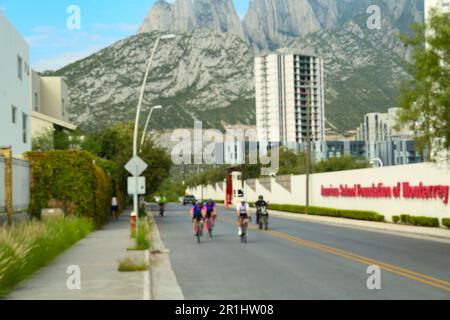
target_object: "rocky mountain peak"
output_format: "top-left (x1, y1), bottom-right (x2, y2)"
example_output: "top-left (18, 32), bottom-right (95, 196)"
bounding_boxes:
top-left (138, 0), bottom-right (244, 39)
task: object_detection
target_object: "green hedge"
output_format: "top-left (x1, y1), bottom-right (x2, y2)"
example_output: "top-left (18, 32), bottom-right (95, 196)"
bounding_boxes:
top-left (443, 218), bottom-right (450, 229)
top-left (0, 217), bottom-right (94, 298)
top-left (27, 150), bottom-right (118, 228)
top-left (400, 215), bottom-right (440, 228)
top-left (392, 216), bottom-right (401, 224)
top-left (267, 204), bottom-right (385, 222)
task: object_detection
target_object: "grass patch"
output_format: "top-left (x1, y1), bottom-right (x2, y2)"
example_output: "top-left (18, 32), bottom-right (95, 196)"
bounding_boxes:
top-left (118, 257), bottom-right (149, 272)
top-left (129, 218), bottom-right (151, 251)
top-left (0, 217), bottom-right (94, 298)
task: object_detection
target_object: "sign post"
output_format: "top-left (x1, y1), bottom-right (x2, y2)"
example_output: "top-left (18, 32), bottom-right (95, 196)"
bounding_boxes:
top-left (125, 156), bottom-right (148, 230)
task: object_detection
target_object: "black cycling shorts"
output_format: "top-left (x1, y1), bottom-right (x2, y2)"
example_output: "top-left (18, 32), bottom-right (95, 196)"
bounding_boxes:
top-left (192, 215), bottom-right (203, 222)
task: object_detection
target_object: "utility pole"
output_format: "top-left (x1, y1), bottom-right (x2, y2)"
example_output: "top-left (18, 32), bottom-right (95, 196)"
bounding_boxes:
top-left (305, 81), bottom-right (312, 215)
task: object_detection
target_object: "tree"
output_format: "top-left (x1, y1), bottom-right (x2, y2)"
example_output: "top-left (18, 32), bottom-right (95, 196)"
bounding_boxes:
top-left (314, 156), bottom-right (370, 173)
top-left (397, 9), bottom-right (450, 158)
top-left (81, 122), bottom-right (172, 196)
top-left (32, 128), bottom-right (54, 151)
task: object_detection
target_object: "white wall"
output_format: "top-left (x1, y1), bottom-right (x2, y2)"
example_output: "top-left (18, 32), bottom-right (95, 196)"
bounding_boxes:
top-left (0, 12), bottom-right (31, 157)
top-left (188, 162), bottom-right (450, 222)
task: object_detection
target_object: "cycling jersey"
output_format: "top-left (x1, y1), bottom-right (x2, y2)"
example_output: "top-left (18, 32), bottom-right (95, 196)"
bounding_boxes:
top-left (192, 204), bottom-right (205, 217)
top-left (236, 203), bottom-right (249, 217)
top-left (205, 202), bottom-right (216, 216)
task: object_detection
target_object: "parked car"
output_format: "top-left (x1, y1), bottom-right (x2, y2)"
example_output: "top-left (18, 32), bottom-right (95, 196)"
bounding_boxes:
top-left (183, 195), bottom-right (196, 206)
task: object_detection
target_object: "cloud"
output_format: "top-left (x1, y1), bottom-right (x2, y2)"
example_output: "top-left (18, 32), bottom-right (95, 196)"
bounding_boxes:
top-left (32, 46), bottom-right (104, 72)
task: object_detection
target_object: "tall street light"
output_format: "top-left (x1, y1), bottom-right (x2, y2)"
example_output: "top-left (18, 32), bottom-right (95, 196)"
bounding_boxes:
top-left (132, 34), bottom-right (175, 226)
top-left (140, 105), bottom-right (163, 153)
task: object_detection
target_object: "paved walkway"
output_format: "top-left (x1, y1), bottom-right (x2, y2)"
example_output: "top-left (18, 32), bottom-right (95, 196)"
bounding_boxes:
top-left (8, 210), bottom-right (148, 300)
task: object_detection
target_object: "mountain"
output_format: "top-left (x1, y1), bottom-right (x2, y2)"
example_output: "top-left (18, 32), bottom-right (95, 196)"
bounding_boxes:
top-left (243, 0), bottom-right (424, 51)
top-left (138, 0), bottom-right (424, 51)
top-left (53, 29), bottom-right (255, 131)
top-left (138, 0), bottom-right (245, 39)
top-left (52, 0), bottom-right (425, 133)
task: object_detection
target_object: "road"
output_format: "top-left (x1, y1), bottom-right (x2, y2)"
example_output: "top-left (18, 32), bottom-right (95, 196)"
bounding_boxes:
top-left (154, 204), bottom-right (450, 300)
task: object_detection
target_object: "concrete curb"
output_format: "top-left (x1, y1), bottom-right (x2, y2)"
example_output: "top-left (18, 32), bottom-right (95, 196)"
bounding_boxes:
top-left (218, 204), bottom-right (450, 244)
top-left (147, 212), bottom-right (184, 300)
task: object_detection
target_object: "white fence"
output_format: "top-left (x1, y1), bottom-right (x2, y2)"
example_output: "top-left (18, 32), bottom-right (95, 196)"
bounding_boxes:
top-left (188, 162), bottom-right (450, 222)
top-left (0, 156), bottom-right (30, 212)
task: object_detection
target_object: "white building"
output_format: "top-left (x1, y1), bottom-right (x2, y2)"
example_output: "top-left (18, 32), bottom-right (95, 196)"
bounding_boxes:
top-left (30, 71), bottom-right (76, 137)
top-left (255, 53), bottom-right (325, 146)
top-left (0, 12), bottom-right (31, 157)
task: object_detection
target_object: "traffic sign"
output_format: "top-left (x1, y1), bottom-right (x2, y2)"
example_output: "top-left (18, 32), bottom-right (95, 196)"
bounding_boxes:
top-left (128, 177), bottom-right (146, 195)
top-left (125, 156), bottom-right (148, 177)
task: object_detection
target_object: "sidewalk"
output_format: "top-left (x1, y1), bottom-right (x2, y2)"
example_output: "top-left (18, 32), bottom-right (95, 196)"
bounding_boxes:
top-left (8, 210), bottom-right (148, 300)
top-left (219, 204), bottom-right (450, 244)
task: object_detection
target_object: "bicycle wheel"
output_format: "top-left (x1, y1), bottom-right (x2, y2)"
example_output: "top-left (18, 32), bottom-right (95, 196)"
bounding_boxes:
top-left (196, 221), bottom-right (201, 244)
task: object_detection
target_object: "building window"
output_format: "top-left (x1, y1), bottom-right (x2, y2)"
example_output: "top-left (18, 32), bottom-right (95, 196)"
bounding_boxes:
top-left (17, 55), bottom-right (23, 80)
top-left (22, 113), bottom-right (28, 143)
top-left (12, 106), bottom-right (17, 124)
top-left (34, 93), bottom-right (39, 111)
top-left (62, 98), bottom-right (65, 117)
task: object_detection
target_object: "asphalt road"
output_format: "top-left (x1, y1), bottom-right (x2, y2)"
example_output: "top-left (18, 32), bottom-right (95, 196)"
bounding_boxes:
top-left (154, 204), bottom-right (450, 300)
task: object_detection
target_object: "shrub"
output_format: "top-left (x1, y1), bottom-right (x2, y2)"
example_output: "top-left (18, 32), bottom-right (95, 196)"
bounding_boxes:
top-left (443, 219), bottom-right (450, 229)
top-left (400, 215), bottom-right (440, 228)
top-left (0, 217), bottom-right (94, 298)
top-left (267, 204), bottom-right (384, 222)
top-left (392, 216), bottom-right (400, 224)
top-left (26, 150), bottom-right (118, 228)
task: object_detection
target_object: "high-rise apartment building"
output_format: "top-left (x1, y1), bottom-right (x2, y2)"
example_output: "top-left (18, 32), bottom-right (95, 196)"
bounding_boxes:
top-left (255, 53), bottom-right (325, 147)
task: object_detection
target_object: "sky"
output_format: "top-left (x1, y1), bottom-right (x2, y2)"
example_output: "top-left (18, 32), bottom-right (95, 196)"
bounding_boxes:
top-left (0, 0), bottom-right (250, 71)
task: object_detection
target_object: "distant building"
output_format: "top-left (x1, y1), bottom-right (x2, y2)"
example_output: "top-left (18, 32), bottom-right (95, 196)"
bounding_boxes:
top-left (355, 108), bottom-right (423, 166)
top-left (255, 52), bottom-right (325, 146)
top-left (30, 71), bottom-right (76, 138)
top-left (0, 12), bottom-right (31, 157)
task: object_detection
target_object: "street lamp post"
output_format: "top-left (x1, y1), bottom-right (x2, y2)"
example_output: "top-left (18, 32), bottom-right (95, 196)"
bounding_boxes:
top-left (140, 105), bottom-right (162, 152)
top-left (370, 158), bottom-right (384, 168)
top-left (132, 34), bottom-right (175, 228)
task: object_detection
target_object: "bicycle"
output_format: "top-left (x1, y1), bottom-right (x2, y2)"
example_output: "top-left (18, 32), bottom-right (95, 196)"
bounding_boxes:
top-left (205, 216), bottom-right (213, 238)
top-left (194, 217), bottom-right (203, 244)
top-left (239, 217), bottom-right (248, 244)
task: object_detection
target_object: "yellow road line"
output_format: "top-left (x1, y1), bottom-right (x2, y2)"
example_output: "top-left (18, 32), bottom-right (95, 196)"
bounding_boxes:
top-left (221, 217), bottom-right (450, 293)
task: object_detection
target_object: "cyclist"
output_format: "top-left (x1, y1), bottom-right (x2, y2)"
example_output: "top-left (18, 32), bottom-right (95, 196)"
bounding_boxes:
top-left (236, 198), bottom-right (250, 236)
top-left (190, 200), bottom-right (206, 236)
top-left (158, 194), bottom-right (167, 217)
top-left (205, 199), bottom-right (217, 231)
top-left (255, 195), bottom-right (269, 225)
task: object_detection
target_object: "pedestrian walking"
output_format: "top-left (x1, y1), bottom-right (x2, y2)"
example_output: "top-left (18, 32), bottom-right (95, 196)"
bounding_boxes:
top-left (111, 195), bottom-right (119, 221)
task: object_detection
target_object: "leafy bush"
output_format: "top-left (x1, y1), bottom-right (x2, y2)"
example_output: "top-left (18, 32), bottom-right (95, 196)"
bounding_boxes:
top-left (267, 204), bottom-right (384, 222)
top-left (0, 217), bottom-right (94, 298)
top-left (27, 150), bottom-right (118, 228)
top-left (392, 216), bottom-right (400, 224)
top-left (400, 215), bottom-right (440, 228)
top-left (443, 219), bottom-right (450, 229)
